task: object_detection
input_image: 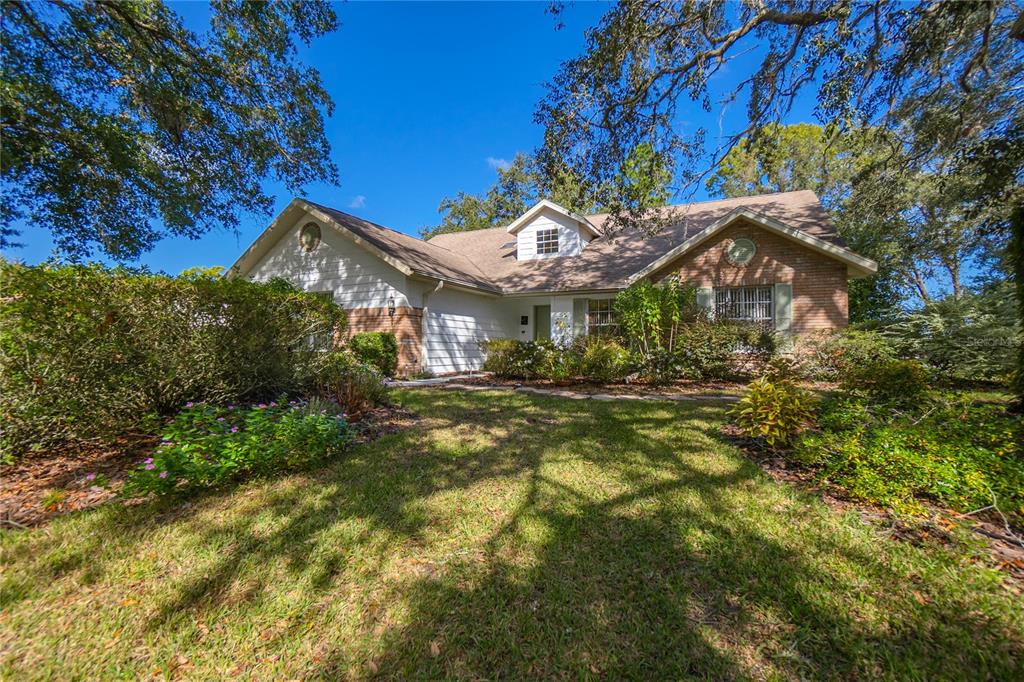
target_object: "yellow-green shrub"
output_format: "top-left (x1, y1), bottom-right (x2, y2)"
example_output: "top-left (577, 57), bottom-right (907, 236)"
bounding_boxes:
top-left (731, 377), bottom-right (815, 448)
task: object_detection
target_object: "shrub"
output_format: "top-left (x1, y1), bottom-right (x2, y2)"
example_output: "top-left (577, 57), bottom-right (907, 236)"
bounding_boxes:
top-left (578, 337), bottom-right (631, 383)
top-left (123, 399), bottom-right (354, 496)
top-left (797, 329), bottom-right (896, 381)
top-left (481, 339), bottom-right (554, 379)
top-left (614, 278), bottom-right (698, 355)
top-left (840, 359), bottom-right (930, 407)
top-left (795, 395), bottom-right (1024, 517)
top-left (0, 263), bottom-right (344, 458)
top-left (349, 331), bottom-right (398, 377)
top-left (672, 321), bottom-right (775, 381)
top-left (313, 351), bottom-right (389, 419)
top-left (731, 377), bottom-right (815, 448)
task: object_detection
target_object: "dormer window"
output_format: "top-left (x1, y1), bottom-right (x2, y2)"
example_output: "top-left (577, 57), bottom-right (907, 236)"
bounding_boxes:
top-left (536, 228), bottom-right (559, 255)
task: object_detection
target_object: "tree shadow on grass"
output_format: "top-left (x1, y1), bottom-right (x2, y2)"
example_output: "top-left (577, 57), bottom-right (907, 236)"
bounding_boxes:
top-left (4, 390), bottom-right (1022, 679)
top-left (309, 394), bottom-right (1023, 679)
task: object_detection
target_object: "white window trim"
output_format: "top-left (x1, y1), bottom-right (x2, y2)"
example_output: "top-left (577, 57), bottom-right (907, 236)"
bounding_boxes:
top-left (536, 227), bottom-right (559, 255)
top-left (586, 298), bottom-right (618, 336)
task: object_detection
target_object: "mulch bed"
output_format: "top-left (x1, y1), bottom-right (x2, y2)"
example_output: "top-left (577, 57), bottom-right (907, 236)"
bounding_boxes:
top-left (0, 405), bottom-right (415, 529)
top-left (1, 433), bottom-right (159, 529)
top-left (721, 424), bottom-right (1024, 590)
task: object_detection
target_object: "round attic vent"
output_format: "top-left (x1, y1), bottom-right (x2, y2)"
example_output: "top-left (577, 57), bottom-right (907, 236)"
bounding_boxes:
top-left (299, 222), bottom-right (321, 252)
top-left (726, 238), bottom-right (756, 266)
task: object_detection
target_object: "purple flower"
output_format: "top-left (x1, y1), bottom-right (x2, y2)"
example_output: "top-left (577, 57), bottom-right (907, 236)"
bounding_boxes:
top-left (145, 463), bottom-right (155, 471)
top-left (230, 426), bottom-right (239, 433)
top-left (185, 402), bottom-right (194, 408)
top-left (85, 472), bottom-right (97, 481)
top-left (159, 471), bottom-right (168, 479)
top-left (257, 403), bottom-right (267, 409)
top-left (217, 417), bottom-right (226, 422)
top-left (144, 457), bottom-right (154, 465)
top-left (269, 401), bottom-right (277, 407)
top-left (227, 405), bottom-right (235, 410)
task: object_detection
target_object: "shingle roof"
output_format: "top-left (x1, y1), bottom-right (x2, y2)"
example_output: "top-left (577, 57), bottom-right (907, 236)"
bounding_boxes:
top-left (306, 201), bottom-right (502, 292)
top-left (288, 191), bottom-right (849, 295)
top-left (425, 190), bottom-right (846, 293)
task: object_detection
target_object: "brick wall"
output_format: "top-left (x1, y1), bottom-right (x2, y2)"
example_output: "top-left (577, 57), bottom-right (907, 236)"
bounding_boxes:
top-left (345, 306), bottom-right (423, 375)
top-left (655, 218), bottom-right (849, 331)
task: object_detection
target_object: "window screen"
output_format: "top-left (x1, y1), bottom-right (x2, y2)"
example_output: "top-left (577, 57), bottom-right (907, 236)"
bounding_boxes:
top-left (536, 228), bottom-right (559, 255)
top-left (714, 286), bottom-right (773, 327)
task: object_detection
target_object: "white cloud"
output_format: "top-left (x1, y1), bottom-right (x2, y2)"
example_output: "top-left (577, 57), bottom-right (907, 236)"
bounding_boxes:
top-left (348, 195), bottom-right (366, 209)
top-left (485, 156), bottom-right (511, 171)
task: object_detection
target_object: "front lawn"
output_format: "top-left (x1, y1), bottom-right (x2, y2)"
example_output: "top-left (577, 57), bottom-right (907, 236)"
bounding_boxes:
top-left (2, 389), bottom-right (1021, 679)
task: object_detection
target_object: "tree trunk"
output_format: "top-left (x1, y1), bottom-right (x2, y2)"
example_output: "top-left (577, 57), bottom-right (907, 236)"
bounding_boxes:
top-left (1010, 202), bottom-right (1024, 414)
top-left (941, 256), bottom-right (963, 301)
top-left (911, 266), bottom-right (931, 304)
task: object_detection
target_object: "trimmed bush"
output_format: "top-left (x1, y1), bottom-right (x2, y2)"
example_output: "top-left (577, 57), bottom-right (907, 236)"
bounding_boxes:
top-left (349, 331), bottom-right (398, 377)
top-left (0, 263), bottom-right (344, 458)
top-left (312, 350), bottom-right (389, 419)
top-left (731, 377), bottom-right (815, 448)
top-left (123, 399), bottom-right (354, 496)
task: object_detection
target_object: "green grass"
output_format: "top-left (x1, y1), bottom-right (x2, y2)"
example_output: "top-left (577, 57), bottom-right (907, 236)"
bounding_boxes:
top-left (2, 389), bottom-right (1021, 679)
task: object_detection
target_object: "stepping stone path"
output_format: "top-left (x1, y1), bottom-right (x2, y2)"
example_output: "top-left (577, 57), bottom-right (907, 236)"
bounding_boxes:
top-left (389, 377), bottom-right (739, 403)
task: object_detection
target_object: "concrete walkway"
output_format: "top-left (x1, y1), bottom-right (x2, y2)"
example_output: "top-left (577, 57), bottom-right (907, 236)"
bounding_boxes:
top-left (389, 376), bottom-right (739, 403)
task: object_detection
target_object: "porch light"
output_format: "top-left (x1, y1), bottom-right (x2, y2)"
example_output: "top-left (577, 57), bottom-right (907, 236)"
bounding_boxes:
top-left (387, 296), bottom-right (396, 318)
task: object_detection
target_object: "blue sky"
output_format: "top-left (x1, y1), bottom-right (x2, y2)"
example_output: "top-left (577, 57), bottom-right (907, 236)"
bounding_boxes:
top-left (5, 1), bottom-right (819, 275)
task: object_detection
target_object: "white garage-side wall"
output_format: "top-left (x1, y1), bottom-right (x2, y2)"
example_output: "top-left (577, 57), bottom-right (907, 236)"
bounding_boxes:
top-left (515, 208), bottom-right (590, 260)
top-left (423, 288), bottom-right (515, 374)
top-left (246, 215), bottom-right (412, 308)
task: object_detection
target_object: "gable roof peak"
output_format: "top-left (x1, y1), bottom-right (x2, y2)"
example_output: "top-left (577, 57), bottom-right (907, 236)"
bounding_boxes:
top-left (505, 199), bottom-right (602, 237)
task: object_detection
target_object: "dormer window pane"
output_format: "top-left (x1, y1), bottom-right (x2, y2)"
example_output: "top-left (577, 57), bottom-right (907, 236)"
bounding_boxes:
top-left (536, 228), bottom-right (559, 255)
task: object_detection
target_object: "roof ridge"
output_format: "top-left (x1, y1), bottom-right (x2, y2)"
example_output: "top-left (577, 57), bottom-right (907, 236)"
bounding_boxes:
top-left (306, 199), bottom-right (475, 257)
top-left (583, 189), bottom-right (818, 219)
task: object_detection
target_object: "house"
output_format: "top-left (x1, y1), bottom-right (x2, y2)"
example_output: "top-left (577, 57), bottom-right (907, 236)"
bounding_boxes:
top-left (229, 190), bottom-right (877, 375)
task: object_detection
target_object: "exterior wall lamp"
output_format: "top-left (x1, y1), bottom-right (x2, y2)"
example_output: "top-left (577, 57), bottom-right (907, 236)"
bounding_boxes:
top-left (387, 296), bottom-right (396, 318)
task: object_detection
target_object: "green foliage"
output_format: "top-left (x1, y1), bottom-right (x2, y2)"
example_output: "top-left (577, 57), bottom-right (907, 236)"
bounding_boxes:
top-left (796, 330), bottom-right (897, 382)
top-left (312, 351), bottom-right (389, 419)
top-left (612, 280), bottom-right (775, 383)
top-left (796, 395), bottom-right (1024, 518)
top-left (1, 1), bottom-right (338, 259)
top-left (578, 337), bottom-right (631, 383)
top-left (882, 283), bottom-right (1020, 384)
top-left (123, 399), bottom-right (354, 496)
top-left (707, 123), bottom-right (859, 208)
top-left (0, 263), bottom-right (344, 457)
top-left (731, 377), bottom-right (815, 448)
top-left (481, 339), bottom-right (557, 380)
top-left (840, 359), bottom-right (930, 407)
top-left (348, 331), bottom-right (399, 377)
top-left (613, 279), bottom-right (697, 355)
top-left (481, 337), bottom-right (631, 383)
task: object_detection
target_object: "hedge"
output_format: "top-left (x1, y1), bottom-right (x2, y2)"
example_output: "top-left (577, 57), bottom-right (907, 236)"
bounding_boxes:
top-left (0, 263), bottom-right (345, 458)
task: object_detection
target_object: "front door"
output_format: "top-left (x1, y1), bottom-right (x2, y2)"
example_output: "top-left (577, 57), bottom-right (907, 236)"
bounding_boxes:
top-left (533, 305), bottom-right (551, 340)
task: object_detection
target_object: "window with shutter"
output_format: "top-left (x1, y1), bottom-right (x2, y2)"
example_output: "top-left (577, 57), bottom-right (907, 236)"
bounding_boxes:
top-left (714, 286), bottom-right (774, 328)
